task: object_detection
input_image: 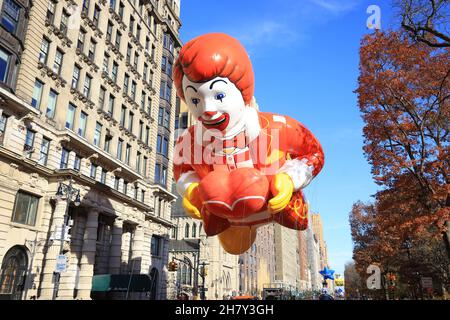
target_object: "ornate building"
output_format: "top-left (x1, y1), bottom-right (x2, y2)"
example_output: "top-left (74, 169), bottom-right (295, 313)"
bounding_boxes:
top-left (0, 0), bottom-right (182, 300)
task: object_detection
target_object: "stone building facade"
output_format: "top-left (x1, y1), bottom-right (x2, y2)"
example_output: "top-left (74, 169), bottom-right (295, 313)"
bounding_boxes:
top-left (0, 0), bottom-right (182, 300)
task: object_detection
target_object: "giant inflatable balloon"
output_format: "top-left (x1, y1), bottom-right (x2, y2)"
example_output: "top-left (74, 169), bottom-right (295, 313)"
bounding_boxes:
top-left (173, 33), bottom-right (324, 254)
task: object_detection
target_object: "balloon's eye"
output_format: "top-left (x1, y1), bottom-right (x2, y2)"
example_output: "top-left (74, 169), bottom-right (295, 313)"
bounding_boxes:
top-left (215, 93), bottom-right (226, 102)
top-left (191, 98), bottom-right (200, 105)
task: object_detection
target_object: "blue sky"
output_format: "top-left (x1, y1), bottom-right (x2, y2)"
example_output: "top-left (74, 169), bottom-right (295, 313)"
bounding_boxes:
top-left (177, 0), bottom-right (396, 275)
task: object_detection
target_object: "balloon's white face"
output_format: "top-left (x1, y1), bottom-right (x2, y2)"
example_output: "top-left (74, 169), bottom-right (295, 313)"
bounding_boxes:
top-left (182, 75), bottom-right (246, 134)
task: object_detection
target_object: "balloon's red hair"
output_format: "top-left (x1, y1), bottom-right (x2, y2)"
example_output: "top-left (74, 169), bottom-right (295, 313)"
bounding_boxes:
top-left (174, 33), bottom-right (254, 105)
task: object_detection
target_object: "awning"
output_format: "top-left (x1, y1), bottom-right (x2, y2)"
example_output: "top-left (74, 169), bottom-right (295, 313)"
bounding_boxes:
top-left (91, 274), bottom-right (152, 292)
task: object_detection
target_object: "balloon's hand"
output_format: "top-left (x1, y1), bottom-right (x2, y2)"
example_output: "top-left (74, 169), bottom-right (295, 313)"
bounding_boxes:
top-left (268, 173), bottom-right (294, 214)
top-left (182, 182), bottom-right (202, 219)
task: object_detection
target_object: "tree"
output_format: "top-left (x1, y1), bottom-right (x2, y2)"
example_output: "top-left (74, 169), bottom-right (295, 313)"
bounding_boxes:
top-left (397, 0), bottom-right (450, 47)
top-left (356, 30), bottom-right (450, 252)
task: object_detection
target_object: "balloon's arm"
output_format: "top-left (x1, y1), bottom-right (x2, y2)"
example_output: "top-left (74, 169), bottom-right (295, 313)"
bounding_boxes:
top-left (277, 116), bottom-right (325, 191)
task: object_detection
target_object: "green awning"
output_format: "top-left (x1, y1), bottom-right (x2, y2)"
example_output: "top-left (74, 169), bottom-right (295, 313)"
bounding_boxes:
top-left (91, 274), bottom-right (152, 292)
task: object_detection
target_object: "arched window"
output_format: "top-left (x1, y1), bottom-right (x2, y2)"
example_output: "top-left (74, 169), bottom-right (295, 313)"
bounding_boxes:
top-left (0, 246), bottom-right (28, 300)
top-left (192, 223), bottom-right (196, 237)
top-left (184, 223), bottom-right (189, 238)
top-left (199, 223), bottom-right (202, 236)
top-left (181, 264), bottom-right (187, 285)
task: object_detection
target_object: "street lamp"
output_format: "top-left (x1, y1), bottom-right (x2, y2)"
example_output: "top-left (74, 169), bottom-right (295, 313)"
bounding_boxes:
top-left (52, 177), bottom-right (81, 300)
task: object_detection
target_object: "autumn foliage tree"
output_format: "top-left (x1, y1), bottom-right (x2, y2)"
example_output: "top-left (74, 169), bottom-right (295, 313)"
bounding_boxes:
top-left (356, 30), bottom-right (449, 242)
top-left (350, 30), bottom-right (449, 298)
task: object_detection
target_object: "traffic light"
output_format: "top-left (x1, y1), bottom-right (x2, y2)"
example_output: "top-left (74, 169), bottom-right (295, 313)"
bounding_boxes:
top-left (168, 261), bottom-right (178, 272)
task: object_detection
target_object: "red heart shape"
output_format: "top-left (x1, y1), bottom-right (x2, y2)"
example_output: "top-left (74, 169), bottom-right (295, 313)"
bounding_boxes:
top-left (198, 168), bottom-right (269, 219)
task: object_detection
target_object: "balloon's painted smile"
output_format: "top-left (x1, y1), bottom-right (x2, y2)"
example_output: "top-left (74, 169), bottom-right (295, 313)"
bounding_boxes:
top-left (201, 113), bottom-right (230, 131)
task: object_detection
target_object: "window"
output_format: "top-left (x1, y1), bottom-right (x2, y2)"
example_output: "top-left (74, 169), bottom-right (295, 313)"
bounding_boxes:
top-left (1, 0), bottom-right (21, 34)
top-left (167, 61), bottom-right (173, 78)
top-left (100, 168), bottom-right (107, 184)
top-left (60, 10), bottom-right (69, 35)
top-left (129, 16), bottom-right (134, 33)
top-left (154, 163), bottom-right (166, 185)
top-left (125, 144), bottom-right (131, 165)
top-left (31, 80), bottom-right (44, 109)
top-left (131, 81), bottom-right (136, 100)
top-left (0, 113), bottom-right (8, 145)
top-left (77, 30), bottom-right (86, 51)
top-left (138, 121), bottom-right (143, 140)
top-left (161, 56), bottom-right (166, 72)
top-left (93, 5), bottom-right (100, 27)
top-left (60, 147), bottom-right (69, 169)
top-left (162, 137), bottom-right (168, 157)
top-left (24, 129), bottom-right (35, 157)
top-left (156, 135), bottom-right (162, 153)
top-left (128, 111), bottom-right (133, 132)
top-left (39, 38), bottom-right (50, 64)
top-left (171, 226), bottom-right (177, 239)
top-left (46, 0), bottom-right (56, 24)
top-left (158, 107), bottom-right (164, 125)
top-left (109, 0), bottom-right (116, 10)
top-left (102, 54), bottom-right (109, 73)
top-left (145, 37), bottom-right (150, 51)
top-left (137, 25), bottom-right (141, 41)
top-left (143, 63), bottom-right (148, 82)
top-left (108, 94), bottom-right (115, 114)
top-left (88, 39), bottom-right (96, 61)
top-left (104, 133), bottom-right (112, 152)
top-left (93, 122), bottom-right (102, 146)
top-left (164, 110), bottom-right (170, 128)
top-left (83, 74), bottom-right (92, 97)
top-left (38, 137), bottom-right (50, 166)
top-left (133, 185), bottom-right (138, 199)
top-left (46, 89), bottom-right (57, 119)
top-left (82, 0), bottom-right (90, 14)
top-left (65, 103), bottom-right (75, 128)
top-left (98, 86), bottom-right (106, 109)
top-left (74, 154), bottom-right (81, 171)
top-left (71, 65), bottom-right (80, 89)
top-left (140, 92), bottom-right (146, 110)
top-left (145, 126), bottom-right (150, 145)
top-left (123, 73), bottom-right (129, 94)
top-left (185, 223), bottom-right (189, 238)
top-left (123, 180), bottom-right (128, 194)
top-left (120, 105), bottom-right (126, 126)
top-left (159, 80), bottom-right (165, 98)
top-left (114, 176), bottom-right (120, 190)
top-left (111, 62), bottom-right (118, 82)
top-left (147, 97), bottom-right (152, 115)
top-left (141, 190), bottom-right (145, 202)
top-left (78, 111), bottom-right (87, 137)
top-left (192, 222), bottom-right (196, 237)
top-left (134, 53), bottom-right (138, 69)
top-left (106, 21), bottom-right (113, 41)
top-left (90, 163), bottom-right (97, 179)
top-left (136, 151), bottom-right (141, 173)
top-left (165, 82), bottom-right (171, 101)
top-left (126, 45), bottom-right (132, 63)
top-left (117, 138), bottom-right (123, 160)
top-left (143, 156), bottom-right (148, 177)
top-left (53, 49), bottom-right (63, 75)
top-left (12, 191), bottom-right (39, 226)
top-left (151, 236), bottom-right (161, 256)
top-left (115, 31), bottom-right (121, 48)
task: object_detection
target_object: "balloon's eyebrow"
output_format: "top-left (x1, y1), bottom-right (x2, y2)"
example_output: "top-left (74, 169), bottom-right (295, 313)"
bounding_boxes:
top-left (186, 85), bottom-right (197, 92)
top-left (209, 79), bottom-right (227, 89)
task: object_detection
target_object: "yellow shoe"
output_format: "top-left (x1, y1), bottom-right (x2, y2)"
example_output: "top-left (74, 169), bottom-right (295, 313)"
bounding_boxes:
top-left (218, 226), bottom-right (257, 255)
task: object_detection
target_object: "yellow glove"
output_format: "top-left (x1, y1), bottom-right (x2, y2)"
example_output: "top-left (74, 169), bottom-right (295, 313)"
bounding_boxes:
top-left (182, 182), bottom-right (202, 219)
top-left (268, 173), bottom-right (294, 214)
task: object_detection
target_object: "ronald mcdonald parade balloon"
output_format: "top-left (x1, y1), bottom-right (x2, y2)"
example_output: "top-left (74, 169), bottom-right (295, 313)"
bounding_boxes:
top-left (173, 33), bottom-right (324, 254)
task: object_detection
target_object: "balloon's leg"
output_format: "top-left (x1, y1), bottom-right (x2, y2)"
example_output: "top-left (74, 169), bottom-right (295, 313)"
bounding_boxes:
top-left (218, 226), bottom-right (257, 255)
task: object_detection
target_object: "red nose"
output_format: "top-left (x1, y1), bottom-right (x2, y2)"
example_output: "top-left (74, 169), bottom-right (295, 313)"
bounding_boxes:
top-left (203, 111), bottom-right (217, 118)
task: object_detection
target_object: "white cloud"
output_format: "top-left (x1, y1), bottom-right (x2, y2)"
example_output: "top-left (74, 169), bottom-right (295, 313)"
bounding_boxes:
top-left (309, 0), bottom-right (360, 14)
